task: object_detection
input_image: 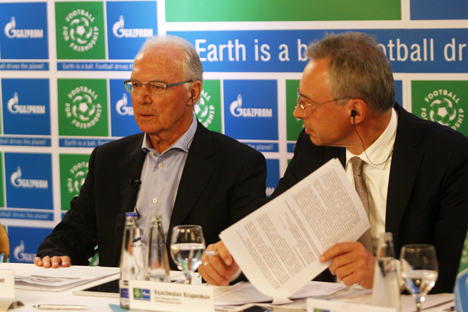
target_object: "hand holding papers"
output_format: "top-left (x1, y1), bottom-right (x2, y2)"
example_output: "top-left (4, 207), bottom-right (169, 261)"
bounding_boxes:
top-left (219, 158), bottom-right (371, 304)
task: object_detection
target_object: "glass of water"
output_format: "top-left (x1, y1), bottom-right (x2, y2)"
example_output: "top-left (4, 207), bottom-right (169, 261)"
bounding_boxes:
top-left (170, 225), bottom-right (206, 284)
top-left (400, 244), bottom-right (438, 312)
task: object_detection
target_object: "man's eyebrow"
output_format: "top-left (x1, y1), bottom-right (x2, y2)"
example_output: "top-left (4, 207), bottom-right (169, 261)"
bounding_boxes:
top-left (298, 90), bottom-right (315, 102)
top-left (129, 79), bottom-right (166, 84)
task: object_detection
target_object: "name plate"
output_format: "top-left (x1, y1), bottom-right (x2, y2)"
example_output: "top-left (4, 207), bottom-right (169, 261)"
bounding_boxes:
top-left (0, 270), bottom-right (15, 299)
top-left (129, 280), bottom-right (214, 312)
top-left (307, 298), bottom-right (397, 312)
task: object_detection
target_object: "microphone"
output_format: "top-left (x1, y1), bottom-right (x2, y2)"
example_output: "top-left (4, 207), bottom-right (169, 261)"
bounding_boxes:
top-left (129, 178), bottom-right (141, 187)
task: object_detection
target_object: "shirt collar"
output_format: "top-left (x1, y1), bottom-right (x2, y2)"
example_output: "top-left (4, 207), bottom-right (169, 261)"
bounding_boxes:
top-left (346, 107), bottom-right (398, 167)
top-left (141, 114), bottom-right (198, 155)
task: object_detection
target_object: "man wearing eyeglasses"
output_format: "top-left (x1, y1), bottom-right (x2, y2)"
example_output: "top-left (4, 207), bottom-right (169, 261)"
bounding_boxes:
top-left (35, 35), bottom-right (267, 271)
top-left (200, 32), bottom-right (468, 293)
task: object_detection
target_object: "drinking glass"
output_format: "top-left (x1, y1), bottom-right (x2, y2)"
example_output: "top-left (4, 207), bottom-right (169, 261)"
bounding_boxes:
top-left (170, 225), bottom-right (206, 284)
top-left (400, 244), bottom-right (438, 312)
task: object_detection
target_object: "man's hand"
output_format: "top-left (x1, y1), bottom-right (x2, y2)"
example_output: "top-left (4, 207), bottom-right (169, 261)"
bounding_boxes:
top-left (34, 256), bottom-right (72, 268)
top-left (320, 242), bottom-right (375, 289)
top-left (198, 241), bottom-right (239, 286)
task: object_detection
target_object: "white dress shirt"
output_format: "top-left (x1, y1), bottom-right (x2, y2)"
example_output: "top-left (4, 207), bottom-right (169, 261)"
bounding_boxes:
top-left (345, 108), bottom-right (398, 253)
top-left (135, 115), bottom-right (198, 246)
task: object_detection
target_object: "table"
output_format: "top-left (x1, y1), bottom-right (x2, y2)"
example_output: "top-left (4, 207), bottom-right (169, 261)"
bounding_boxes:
top-left (1, 263), bottom-right (455, 312)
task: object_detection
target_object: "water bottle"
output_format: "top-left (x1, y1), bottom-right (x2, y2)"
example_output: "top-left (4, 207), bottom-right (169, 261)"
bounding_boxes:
top-left (145, 214), bottom-right (170, 282)
top-left (119, 212), bottom-right (144, 309)
top-left (372, 232), bottom-right (401, 311)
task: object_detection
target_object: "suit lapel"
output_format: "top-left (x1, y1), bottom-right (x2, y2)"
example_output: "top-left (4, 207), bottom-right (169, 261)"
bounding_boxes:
top-left (386, 105), bottom-right (424, 249)
top-left (168, 123), bottom-right (215, 233)
top-left (324, 146), bottom-right (346, 167)
top-left (112, 134), bottom-right (146, 263)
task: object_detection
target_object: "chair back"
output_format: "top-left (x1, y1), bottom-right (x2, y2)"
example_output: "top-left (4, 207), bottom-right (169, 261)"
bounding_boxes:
top-left (0, 224), bottom-right (9, 261)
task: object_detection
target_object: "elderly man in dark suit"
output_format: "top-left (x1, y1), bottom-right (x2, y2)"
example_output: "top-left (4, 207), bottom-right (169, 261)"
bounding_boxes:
top-left (34, 35), bottom-right (267, 270)
top-left (200, 32), bottom-right (468, 293)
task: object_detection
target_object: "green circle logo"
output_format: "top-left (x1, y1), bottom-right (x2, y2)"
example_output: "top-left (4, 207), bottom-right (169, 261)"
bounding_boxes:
top-left (65, 86), bottom-right (103, 129)
top-left (421, 89), bottom-right (464, 130)
top-left (67, 161), bottom-right (88, 194)
top-left (63, 10), bottom-right (99, 52)
top-left (195, 90), bottom-right (216, 128)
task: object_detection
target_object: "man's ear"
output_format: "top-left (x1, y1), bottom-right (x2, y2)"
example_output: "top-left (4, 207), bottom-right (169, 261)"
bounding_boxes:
top-left (347, 99), bottom-right (367, 125)
top-left (188, 81), bottom-right (203, 106)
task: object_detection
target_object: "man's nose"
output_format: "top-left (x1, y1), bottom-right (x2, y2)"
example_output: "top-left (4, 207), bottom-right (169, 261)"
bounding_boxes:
top-left (293, 104), bottom-right (305, 119)
top-left (136, 85), bottom-right (151, 102)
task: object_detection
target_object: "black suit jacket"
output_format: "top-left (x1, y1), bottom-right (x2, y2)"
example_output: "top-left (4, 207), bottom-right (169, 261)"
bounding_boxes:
top-left (271, 104), bottom-right (468, 293)
top-left (37, 122), bottom-right (267, 270)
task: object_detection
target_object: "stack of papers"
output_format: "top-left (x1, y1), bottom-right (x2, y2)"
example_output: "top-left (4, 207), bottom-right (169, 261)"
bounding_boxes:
top-left (214, 281), bottom-right (345, 306)
top-left (0, 263), bottom-right (118, 292)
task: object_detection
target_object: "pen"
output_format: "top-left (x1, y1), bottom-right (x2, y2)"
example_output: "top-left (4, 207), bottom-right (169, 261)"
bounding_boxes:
top-left (204, 250), bottom-right (220, 256)
top-left (443, 306), bottom-right (455, 311)
top-left (33, 304), bottom-right (90, 310)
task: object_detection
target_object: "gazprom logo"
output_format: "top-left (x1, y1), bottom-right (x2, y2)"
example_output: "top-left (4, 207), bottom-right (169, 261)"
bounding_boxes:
top-left (230, 94), bottom-right (273, 118)
top-left (116, 93), bottom-right (134, 116)
top-left (112, 15), bottom-right (153, 38)
top-left (7, 92), bottom-right (46, 115)
top-left (4, 16), bottom-right (44, 39)
top-left (14, 240), bottom-right (36, 262)
top-left (10, 166), bottom-right (48, 189)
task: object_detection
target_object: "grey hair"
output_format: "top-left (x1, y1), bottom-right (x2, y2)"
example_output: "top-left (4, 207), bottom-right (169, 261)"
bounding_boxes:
top-left (306, 32), bottom-right (395, 114)
top-left (139, 35), bottom-right (204, 86)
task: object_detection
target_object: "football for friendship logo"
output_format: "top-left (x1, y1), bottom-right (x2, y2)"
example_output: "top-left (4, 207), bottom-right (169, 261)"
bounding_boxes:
top-left (195, 89), bottom-right (216, 128)
top-left (194, 80), bottom-right (222, 133)
top-left (413, 81), bottom-right (468, 136)
top-left (65, 86), bottom-right (103, 129)
top-left (62, 9), bottom-right (99, 52)
top-left (422, 89), bottom-right (462, 129)
top-left (58, 79), bottom-right (109, 136)
top-left (60, 154), bottom-right (90, 211)
top-left (55, 2), bottom-right (105, 59)
top-left (66, 161), bottom-right (88, 194)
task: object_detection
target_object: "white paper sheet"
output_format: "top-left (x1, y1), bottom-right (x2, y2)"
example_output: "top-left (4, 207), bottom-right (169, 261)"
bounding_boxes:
top-left (327, 287), bottom-right (454, 312)
top-left (0, 263), bottom-right (118, 291)
top-left (220, 158), bottom-right (370, 303)
top-left (214, 281), bottom-right (345, 306)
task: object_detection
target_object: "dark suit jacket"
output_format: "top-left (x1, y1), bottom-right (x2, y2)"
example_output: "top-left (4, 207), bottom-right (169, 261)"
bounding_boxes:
top-left (270, 104), bottom-right (468, 293)
top-left (37, 122), bottom-right (267, 270)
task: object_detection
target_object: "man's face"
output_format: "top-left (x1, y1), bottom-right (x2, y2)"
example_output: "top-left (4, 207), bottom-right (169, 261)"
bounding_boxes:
top-left (130, 45), bottom-right (193, 139)
top-left (294, 58), bottom-right (352, 147)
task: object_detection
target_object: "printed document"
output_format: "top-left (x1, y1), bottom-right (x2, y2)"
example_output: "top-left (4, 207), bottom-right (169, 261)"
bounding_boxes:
top-left (219, 158), bottom-right (370, 304)
top-left (0, 263), bottom-right (118, 291)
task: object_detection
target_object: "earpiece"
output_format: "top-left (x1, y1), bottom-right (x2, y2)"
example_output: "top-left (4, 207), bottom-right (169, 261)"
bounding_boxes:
top-left (351, 110), bottom-right (356, 118)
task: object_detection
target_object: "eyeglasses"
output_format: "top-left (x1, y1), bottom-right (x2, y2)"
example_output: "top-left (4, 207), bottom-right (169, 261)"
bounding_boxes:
top-left (297, 88), bottom-right (350, 114)
top-left (124, 80), bottom-right (193, 95)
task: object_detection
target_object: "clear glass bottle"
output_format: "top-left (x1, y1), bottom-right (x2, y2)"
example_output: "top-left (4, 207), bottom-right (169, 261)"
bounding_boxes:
top-left (145, 214), bottom-right (170, 282)
top-left (372, 232), bottom-right (401, 311)
top-left (119, 212), bottom-right (144, 309)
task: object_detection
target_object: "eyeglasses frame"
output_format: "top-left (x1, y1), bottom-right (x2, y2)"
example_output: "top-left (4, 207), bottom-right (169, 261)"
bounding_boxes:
top-left (296, 88), bottom-right (351, 114)
top-left (124, 79), bottom-right (193, 94)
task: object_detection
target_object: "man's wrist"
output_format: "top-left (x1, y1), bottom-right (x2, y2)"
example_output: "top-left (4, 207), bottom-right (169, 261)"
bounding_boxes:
top-left (229, 268), bottom-right (242, 282)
